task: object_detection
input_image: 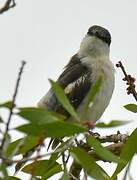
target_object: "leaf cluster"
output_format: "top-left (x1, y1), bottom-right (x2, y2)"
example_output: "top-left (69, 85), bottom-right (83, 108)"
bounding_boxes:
top-left (0, 78), bottom-right (136, 180)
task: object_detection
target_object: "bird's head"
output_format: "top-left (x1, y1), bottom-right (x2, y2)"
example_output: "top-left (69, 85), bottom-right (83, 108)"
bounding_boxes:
top-left (87, 25), bottom-right (111, 46)
top-left (79, 25), bottom-right (111, 57)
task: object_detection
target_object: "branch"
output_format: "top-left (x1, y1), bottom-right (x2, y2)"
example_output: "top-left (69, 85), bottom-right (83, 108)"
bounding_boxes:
top-left (0, 61), bottom-right (26, 152)
top-left (116, 61), bottom-right (137, 101)
top-left (1, 131), bottom-right (127, 163)
top-left (0, 0), bottom-right (16, 14)
top-left (87, 131), bottom-right (128, 143)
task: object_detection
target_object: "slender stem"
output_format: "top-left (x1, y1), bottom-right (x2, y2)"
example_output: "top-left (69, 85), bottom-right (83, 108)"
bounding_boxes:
top-left (0, 61), bottom-right (26, 151)
top-left (116, 61), bottom-right (137, 101)
top-left (0, 0), bottom-right (16, 14)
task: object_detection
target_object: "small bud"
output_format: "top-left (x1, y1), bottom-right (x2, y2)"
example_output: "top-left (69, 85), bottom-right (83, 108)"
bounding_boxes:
top-left (130, 77), bottom-right (136, 83)
top-left (116, 63), bottom-right (120, 68)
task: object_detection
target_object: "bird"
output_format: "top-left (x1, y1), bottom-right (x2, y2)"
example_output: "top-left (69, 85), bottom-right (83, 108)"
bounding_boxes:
top-left (37, 25), bottom-right (115, 148)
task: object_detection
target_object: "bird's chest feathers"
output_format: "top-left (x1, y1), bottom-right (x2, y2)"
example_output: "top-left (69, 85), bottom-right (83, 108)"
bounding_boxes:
top-left (79, 56), bottom-right (115, 121)
top-left (82, 56), bottom-right (114, 81)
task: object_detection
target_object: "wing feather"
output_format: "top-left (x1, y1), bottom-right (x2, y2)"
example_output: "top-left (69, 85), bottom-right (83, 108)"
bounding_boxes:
top-left (38, 54), bottom-right (92, 118)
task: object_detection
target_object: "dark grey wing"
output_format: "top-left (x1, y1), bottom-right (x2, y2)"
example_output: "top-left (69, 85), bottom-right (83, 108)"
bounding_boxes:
top-left (57, 54), bottom-right (88, 88)
top-left (38, 54), bottom-right (92, 118)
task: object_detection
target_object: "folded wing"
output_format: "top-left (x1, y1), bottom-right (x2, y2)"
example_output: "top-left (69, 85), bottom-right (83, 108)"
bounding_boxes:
top-left (38, 54), bottom-right (92, 118)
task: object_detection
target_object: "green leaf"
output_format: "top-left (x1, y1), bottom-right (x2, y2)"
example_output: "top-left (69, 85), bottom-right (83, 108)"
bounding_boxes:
top-left (22, 160), bottom-right (62, 178)
top-left (50, 79), bottom-right (80, 121)
top-left (19, 136), bottom-right (41, 155)
top-left (16, 121), bottom-right (86, 138)
top-left (112, 128), bottom-right (137, 178)
top-left (17, 107), bottom-right (65, 124)
top-left (48, 153), bottom-right (59, 165)
top-left (48, 138), bottom-right (72, 164)
top-left (60, 170), bottom-right (70, 180)
top-left (70, 147), bottom-right (110, 180)
top-left (5, 138), bottom-right (23, 157)
top-left (95, 120), bottom-right (131, 128)
top-left (83, 76), bottom-right (102, 113)
top-left (87, 137), bottom-right (124, 163)
top-left (0, 101), bottom-right (13, 109)
top-left (5, 136), bottom-right (40, 157)
top-left (0, 163), bottom-right (8, 177)
top-left (124, 104), bottom-right (137, 113)
top-left (42, 163), bottom-right (62, 179)
top-left (3, 134), bottom-right (11, 153)
top-left (17, 107), bottom-right (85, 138)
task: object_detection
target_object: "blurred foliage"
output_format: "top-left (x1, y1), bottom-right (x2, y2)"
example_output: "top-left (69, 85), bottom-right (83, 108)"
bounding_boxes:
top-left (0, 80), bottom-right (136, 180)
top-left (95, 120), bottom-right (131, 128)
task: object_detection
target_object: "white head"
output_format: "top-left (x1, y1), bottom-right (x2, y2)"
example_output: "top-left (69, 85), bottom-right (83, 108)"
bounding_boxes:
top-left (79, 25), bottom-right (111, 58)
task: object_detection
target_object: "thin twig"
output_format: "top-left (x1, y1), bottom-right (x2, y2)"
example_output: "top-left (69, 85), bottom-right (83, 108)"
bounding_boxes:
top-left (116, 61), bottom-right (137, 101)
top-left (0, 0), bottom-right (16, 14)
top-left (0, 61), bottom-right (26, 152)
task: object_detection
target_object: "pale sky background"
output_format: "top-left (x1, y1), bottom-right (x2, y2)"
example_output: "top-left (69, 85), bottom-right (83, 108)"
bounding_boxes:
top-left (0, 0), bottom-right (137, 179)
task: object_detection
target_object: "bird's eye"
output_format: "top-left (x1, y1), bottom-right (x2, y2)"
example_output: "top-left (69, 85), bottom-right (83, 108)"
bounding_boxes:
top-left (95, 31), bottom-right (99, 36)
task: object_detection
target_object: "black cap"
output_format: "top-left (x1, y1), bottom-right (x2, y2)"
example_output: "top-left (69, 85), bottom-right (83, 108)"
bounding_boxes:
top-left (87, 25), bottom-right (111, 46)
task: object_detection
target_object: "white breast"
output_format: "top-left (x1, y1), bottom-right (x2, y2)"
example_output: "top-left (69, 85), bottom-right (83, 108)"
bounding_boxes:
top-left (77, 55), bottom-right (115, 122)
